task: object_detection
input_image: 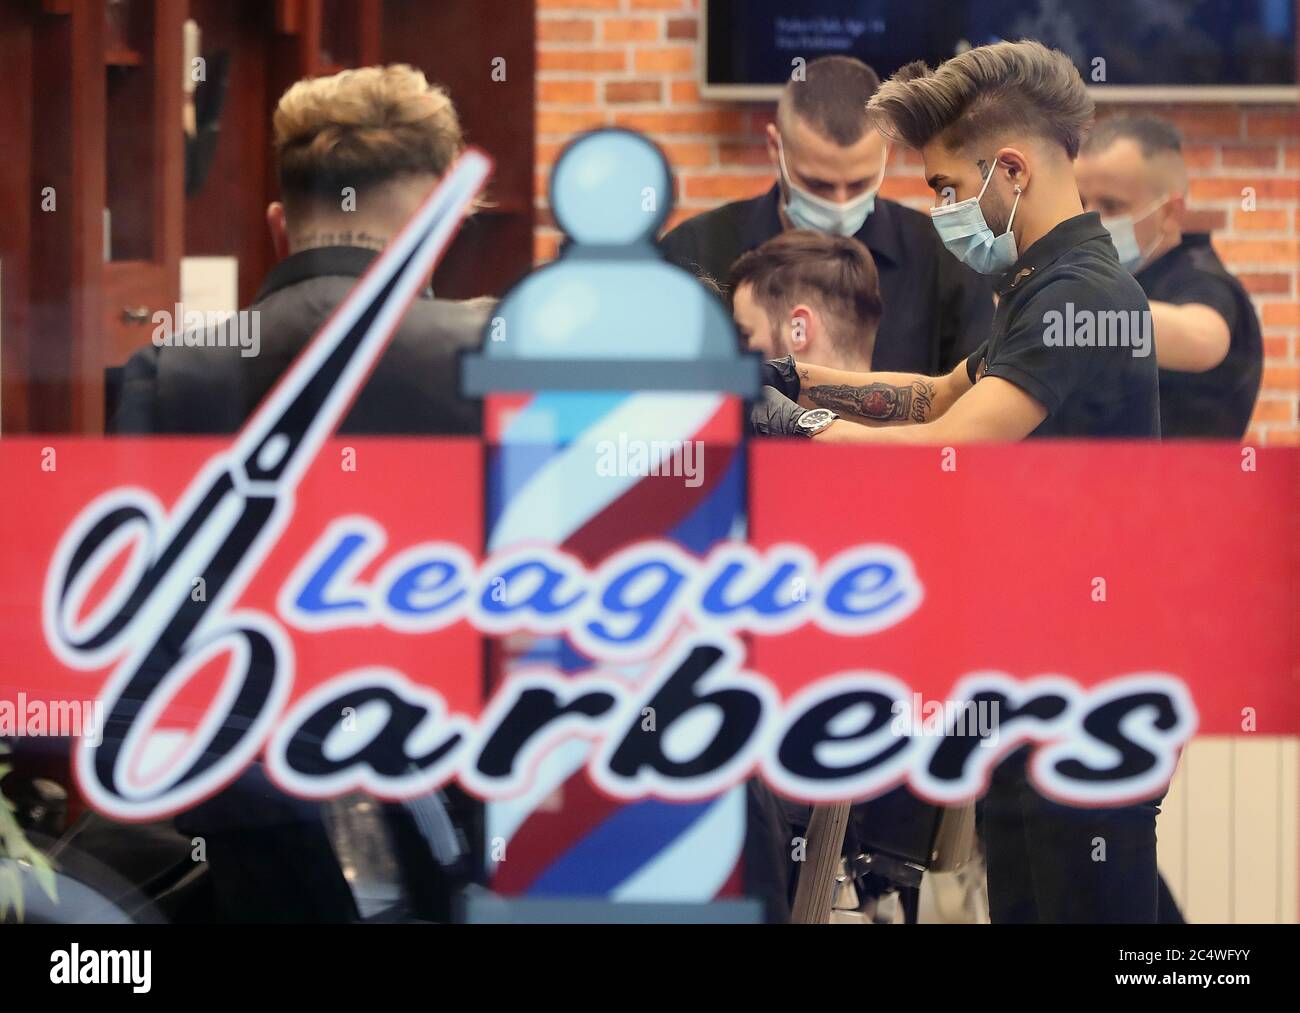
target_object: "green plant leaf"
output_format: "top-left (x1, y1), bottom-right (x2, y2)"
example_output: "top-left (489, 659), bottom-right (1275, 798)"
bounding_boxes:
top-left (0, 754), bottom-right (60, 922)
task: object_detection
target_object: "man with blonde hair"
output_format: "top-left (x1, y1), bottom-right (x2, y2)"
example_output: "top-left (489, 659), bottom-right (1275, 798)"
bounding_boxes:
top-left (108, 66), bottom-right (488, 921)
top-left (114, 64), bottom-right (486, 435)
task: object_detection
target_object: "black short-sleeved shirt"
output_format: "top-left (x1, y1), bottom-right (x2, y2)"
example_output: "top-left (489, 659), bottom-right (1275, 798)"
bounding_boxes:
top-left (659, 185), bottom-right (994, 374)
top-left (964, 212), bottom-right (1161, 438)
top-left (1134, 234), bottom-right (1262, 438)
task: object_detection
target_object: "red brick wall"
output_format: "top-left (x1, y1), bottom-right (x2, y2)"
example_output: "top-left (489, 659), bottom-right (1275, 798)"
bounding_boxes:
top-left (534, 0), bottom-right (1300, 443)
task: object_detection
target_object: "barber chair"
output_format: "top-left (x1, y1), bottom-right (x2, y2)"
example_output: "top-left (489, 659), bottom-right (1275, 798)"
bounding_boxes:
top-left (809, 788), bottom-right (981, 924)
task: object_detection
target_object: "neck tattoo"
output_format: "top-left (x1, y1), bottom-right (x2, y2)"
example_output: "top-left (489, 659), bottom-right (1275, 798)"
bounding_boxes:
top-left (293, 230), bottom-right (390, 253)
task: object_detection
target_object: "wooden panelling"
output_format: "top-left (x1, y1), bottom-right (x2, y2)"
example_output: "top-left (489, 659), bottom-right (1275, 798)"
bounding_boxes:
top-left (1, 0), bottom-right (536, 433)
top-left (102, 261), bottom-right (173, 365)
top-left (1159, 736), bottom-right (1299, 923)
top-left (184, 0), bottom-right (278, 309)
top-left (382, 0), bottom-right (537, 298)
top-left (28, 0), bottom-right (106, 433)
top-left (0, 1), bottom-right (34, 432)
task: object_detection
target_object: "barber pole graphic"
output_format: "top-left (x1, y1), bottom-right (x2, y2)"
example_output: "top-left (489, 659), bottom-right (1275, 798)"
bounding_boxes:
top-left (482, 390), bottom-right (750, 901)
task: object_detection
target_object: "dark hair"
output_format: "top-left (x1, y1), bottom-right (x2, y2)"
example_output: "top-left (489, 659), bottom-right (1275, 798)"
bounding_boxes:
top-left (691, 266), bottom-right (726, 301)
top-left (778, 56), bottom-right (882, 146)
top-left (1082, 114), bottom-right (1184, 159)
top-left (866, 40), bottom-right (1094, 158)
top-left (728, 230), bottom-right (882, 365)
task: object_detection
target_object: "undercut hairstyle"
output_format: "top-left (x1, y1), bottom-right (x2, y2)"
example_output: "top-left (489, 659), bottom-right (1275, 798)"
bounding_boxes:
top-left (729, 230), bottom-right (883, 365)
top-left (865, 40), bottom-right (1094, 159)
top-left (777, 56), bottom-right (882, 146)
top-left (1081, 114), bottom-right (1188, 193)
top-left (1082, 114), bottom-right (1183, 159)
top-left (274, 64), bottom-right (462, 205)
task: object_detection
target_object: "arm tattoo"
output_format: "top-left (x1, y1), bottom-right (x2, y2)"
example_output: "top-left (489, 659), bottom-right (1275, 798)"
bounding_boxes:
top-left (806, 379), bottom-right (936, 423)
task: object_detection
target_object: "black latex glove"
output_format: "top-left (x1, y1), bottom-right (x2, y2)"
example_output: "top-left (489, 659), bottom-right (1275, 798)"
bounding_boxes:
top-left (749, 386), bottom-right (807, 437)
top-left (761, 355), bottom-right (801, 401)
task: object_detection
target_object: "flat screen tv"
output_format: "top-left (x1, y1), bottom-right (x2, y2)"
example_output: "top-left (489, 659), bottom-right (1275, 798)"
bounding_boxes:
top-left (703, 0), bottom-right (1299, 101)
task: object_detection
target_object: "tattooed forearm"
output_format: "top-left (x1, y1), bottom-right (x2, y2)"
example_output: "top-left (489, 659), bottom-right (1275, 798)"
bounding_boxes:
top-left (806, 379), bottom-right (936, 424)
top-left (908, 380), bottom-right (935, 421)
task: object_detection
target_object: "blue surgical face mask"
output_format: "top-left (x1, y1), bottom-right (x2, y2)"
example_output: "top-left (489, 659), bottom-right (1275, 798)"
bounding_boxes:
top-left (1100, 199), bottom-right (1166, 273)
top-left (928, 163), bottom-right (1022, 275)
top-left (778, 140), bottom-right (882, 237)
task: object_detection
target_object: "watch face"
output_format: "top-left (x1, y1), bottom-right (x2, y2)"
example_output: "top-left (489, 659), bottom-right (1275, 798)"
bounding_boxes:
top-left (798, 408), bottom-right (835, 433)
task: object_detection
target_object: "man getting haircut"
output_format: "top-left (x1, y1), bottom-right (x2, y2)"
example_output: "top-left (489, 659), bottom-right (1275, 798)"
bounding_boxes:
top-left (729, 230), bottom-right (883, 372)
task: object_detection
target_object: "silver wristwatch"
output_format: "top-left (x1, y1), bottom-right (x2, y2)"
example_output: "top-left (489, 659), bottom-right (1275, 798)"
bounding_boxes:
top-left (795, 407), bottom-right (838, 437)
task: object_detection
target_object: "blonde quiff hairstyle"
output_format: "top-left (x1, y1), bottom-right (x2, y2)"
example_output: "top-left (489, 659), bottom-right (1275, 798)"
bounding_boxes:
top-left (865, 40), bottom-right (1094, 159)
top-left (273, 64), bottom-right (463, 204)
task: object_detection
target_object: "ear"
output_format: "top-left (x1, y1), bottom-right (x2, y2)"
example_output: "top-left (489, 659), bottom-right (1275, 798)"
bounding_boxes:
top-left (1160, 192), bottom-right (1186, 231)
top-left (788, 305), bottom-right (814, 352)
top-left (765, 123), bottom-right (782, 168)
top-left (266, 202), bottom-right (290, 261)
top-left (995, 146), bottom-right (1031, 194)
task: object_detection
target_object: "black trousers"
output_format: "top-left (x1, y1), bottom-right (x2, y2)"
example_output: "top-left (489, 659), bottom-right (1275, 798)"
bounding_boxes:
top-left (977, 748), bottom-right (1164, 923)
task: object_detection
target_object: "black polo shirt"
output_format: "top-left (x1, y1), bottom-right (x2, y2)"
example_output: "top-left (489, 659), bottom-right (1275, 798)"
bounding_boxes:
top-left (658, 184), bottom-right (994, 374)
top-left (1134, 234), bottom-right (1262, 438)
top-left (964, 212), bottom-right (1161, 438)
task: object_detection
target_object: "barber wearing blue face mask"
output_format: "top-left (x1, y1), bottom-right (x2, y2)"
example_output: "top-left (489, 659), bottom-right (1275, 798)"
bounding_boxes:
top-left (926, 156), bottom-right (1024, 275)
top-left (760, 43), bottom-right (1160, 448)
top-left (774, 135), bottom-right (884, 237)
top-left (1076, 115), bottom-right (1262, 438)
top-left (750, 42), bottom-right (1166, 924)
top-left (659, 55), bottom-right (993, 376)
